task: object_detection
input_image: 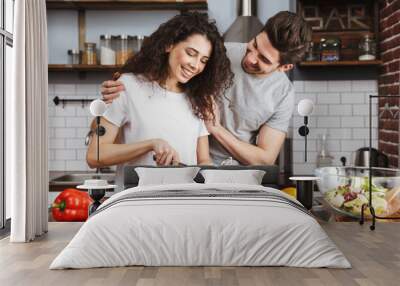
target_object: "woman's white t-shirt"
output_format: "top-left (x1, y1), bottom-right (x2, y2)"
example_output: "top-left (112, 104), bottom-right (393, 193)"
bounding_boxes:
top-left (103, 73), bottom-right (209, 190)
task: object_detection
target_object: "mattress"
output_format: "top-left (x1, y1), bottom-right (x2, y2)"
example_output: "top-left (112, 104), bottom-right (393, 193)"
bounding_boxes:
top-left (50, 183), bottom-right (351, 269)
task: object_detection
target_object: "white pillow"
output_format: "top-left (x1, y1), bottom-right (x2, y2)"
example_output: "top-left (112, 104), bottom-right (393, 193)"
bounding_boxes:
top-left (200, 169), bottom-right (266, 185)
top-left (135, 167), bottom-right (200, 186)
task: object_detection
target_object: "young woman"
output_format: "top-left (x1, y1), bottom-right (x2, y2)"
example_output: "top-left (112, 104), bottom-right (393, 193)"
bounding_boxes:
top-left (86, 12), bottom-right (233, 189)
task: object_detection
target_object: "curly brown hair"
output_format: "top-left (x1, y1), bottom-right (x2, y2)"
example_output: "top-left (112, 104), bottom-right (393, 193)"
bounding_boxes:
top-left (120, 12), bottom-right (233, 121)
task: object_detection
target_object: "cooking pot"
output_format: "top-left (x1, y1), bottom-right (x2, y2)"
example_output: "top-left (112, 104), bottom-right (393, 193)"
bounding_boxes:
top-left (353, 147), bottom-right (389, 168)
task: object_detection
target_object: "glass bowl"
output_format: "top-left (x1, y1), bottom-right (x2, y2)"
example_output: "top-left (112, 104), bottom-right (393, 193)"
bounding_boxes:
top-left (314, 167), bottom-right (400, 218)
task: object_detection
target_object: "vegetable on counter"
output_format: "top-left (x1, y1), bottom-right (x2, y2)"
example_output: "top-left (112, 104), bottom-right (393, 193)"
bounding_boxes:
top-left (52, 188), bottom-right (93, 222)
top-left (324, 176), bottom-right (391, 216)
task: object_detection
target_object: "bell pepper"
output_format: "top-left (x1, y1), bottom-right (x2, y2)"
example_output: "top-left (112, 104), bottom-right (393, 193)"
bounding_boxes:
top-left (52, 188), bottom-right (93, 222)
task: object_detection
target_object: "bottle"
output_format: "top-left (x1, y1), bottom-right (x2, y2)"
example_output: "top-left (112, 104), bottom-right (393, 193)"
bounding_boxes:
top-left (100, 34), bottom-right (116, 65)
top-left (316, 134), bottom-right (333, 167)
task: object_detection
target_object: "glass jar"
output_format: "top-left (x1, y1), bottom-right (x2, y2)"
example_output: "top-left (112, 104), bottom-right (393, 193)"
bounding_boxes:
top-left (116, 34), bottom-right (133, 65)
top-left (100, 34), bottom-right (116, 65)
top-left (359, 34), bottom-right (376, 61)
top-left (320, 37), bottom-right (341, 62)
top-left (82, 42), bottom-right (97, 65)
top-left (67, 49), bottom-right (80, 65)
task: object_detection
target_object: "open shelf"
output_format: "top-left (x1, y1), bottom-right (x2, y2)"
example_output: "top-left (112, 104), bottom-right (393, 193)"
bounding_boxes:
top-left (298, 60), bottom-right (382, 67)
top-left (46, 0), bottom-right (208, 11)
top-left (48, 64), bottom-right (122, 72)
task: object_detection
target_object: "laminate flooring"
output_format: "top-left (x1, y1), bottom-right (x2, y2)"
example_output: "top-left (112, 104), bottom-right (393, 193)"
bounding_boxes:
top-left (0, 222), bottom-right (399, 286)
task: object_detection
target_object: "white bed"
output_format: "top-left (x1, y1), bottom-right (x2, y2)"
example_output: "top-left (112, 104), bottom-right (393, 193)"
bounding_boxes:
top-left (50, 183), bottom-right (350, 269)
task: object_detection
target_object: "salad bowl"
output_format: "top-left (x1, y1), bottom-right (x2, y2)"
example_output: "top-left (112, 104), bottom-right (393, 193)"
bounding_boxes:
top-left (314, 167), bottom-right (400, 218)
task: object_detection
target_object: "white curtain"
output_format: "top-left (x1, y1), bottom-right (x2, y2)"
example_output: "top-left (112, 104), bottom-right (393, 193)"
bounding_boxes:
top-left (9, 0), bottom-right (48, 242)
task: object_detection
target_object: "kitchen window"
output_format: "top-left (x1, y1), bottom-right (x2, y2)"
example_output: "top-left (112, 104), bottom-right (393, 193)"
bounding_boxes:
top-left (0, 0), bottom-right (14, 232)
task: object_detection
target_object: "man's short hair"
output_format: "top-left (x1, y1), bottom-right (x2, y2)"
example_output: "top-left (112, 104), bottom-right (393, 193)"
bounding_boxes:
top-left (262, 11), bottom-right (312, 65)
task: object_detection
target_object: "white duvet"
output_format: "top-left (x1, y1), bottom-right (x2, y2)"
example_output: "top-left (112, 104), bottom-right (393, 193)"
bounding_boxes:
top-left (50, 183), bottom-right (351, 269)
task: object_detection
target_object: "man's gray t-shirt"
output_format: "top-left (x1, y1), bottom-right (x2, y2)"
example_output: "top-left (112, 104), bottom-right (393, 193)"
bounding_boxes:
top-left (209, 42), bottom-right (295, 165)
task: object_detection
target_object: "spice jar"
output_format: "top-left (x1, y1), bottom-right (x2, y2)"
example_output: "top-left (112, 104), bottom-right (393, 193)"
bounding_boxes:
top-left (82, 42), bottom-right (97, 65)
top-left (359, 34), bottom-right (376, 61)
top-left (68, 49), bottom-right (80, 65)
top-left (116, 34), bottom-right (133, 65)
top-left (100, 34), bottom-right (116, 65)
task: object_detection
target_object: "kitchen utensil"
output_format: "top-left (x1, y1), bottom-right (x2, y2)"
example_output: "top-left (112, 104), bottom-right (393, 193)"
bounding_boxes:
top-left (353, 147), bottom-right (389, 168)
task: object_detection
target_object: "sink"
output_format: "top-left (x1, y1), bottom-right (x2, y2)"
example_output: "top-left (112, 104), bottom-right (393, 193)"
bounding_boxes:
top-left (50, 173), bottom-right (115, 186)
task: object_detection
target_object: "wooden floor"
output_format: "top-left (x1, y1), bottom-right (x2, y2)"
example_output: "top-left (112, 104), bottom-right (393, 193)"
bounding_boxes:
top-left (0, 222), bottom-right (399, 286)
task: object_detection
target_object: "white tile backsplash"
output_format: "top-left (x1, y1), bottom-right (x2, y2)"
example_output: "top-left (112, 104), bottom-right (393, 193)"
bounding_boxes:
top-left (329, 128), bottom-right (352, 139)
top-left (49, 138), bottom-right (65, 149)
top-left (55, 127), bottom-right (76, 138)
top-left (49, 82), bottom-right (99, 171)
top-left (352, 104), bottom-right (370, 116)
top-left (317, 116), bottom-right (341, 128)
top-left (48, 80), bottom-right (379, 173)
top-left (351, 80), bottom-right (378, 92)
top-left (54, 105), bottom-right (77, 117)
top-left (328, 105), bottom-right (352, 116)
top-left (304, 81), bottom-right (328, 92)
top-left (317, 93), bottom-right (341, 104)
top-left (292, 80), bottom-right (378, 175)
top-left (293, 81), bottom-right (304, 92)
top-left (294, 92), bottom-right (317, 104)
top-left (341, 93), bottom-right (366, 104)
top-left (55, 150), bottom-right (76, 160)
top-left (341, 116), bottom-right (365, 128)
top-left (327, 80), bottom-right (352, 92)
top-left (66, 117), bottom-right (89, 128)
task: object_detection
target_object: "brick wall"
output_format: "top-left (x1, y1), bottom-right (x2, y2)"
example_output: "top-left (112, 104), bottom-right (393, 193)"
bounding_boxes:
top-left (379, 0), bottom-right (400, 167)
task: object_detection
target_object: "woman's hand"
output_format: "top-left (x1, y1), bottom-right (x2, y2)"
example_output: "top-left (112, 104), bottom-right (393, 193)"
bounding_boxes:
top-left (151, 139), bottom-right (181, 166)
